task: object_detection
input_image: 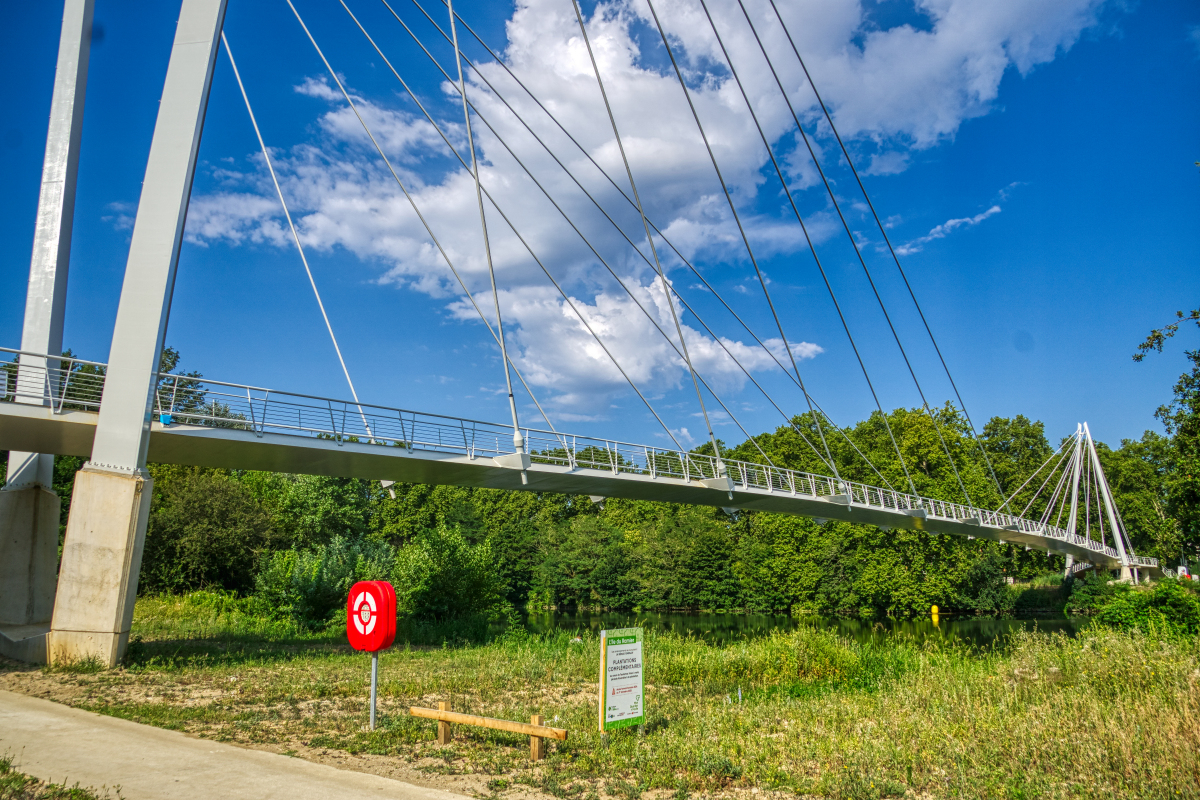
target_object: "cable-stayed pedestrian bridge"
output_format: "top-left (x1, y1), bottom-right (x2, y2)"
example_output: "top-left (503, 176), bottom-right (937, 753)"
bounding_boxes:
top-left (1, 347), bottom-right (1157, 575)
top-left (1, 0), bottom-right (1160, 668)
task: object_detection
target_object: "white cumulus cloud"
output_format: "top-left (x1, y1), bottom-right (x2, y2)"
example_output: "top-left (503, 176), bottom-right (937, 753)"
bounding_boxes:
top-left (184, 0), bottom-right (1109, 418)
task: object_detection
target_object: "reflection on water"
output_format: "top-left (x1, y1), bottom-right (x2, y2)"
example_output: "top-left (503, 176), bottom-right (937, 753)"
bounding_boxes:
top-left (523, 609), bottom-right (1088, 649)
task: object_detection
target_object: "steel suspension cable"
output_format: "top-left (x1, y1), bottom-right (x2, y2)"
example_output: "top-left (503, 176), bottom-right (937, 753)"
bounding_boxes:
top-left (309, 0), bottom-right (682, 453)
top-left (691, 0), bottom-right (916, 496)
top-left (222, 32), bottom-right (376, 442)
top-left (1083, 443), bottom-right (1093, 540)
top-left (1019, 450), bottom-right (1071, 520)
top-left (278, 1), bottom-right (566, 442)
top-left (403, 0), bottom-right (936, 491)
top-left (377, 0), bottom-right (899, 481)
top-left (346, 8), bottom-right (782, 466)
top-left (641, 0), bottom-right (838, 482)
top-left (398, 0), bottom-right (898, 484)
top-left (732, 0), bottom-right (972, 506)
top-left (337, 4), bottom-right (736, 455)
top-left (1045, 442), bottom-right (1079, 527)
top-left (447, 0), bottom-right (525, 462)
top-left (763, 0), bottom-right (1007, 508)
top-left (341, 8), bottom-right (783, 467)
top-left (568, 0), bottom-right (725, 468)
top-left (1004, 436), bottom-right (1070, 511)
top-left (379, 0), bottom-right (853, 473)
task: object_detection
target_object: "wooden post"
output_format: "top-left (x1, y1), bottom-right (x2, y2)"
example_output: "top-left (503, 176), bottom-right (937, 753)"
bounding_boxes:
top-left (438, 701), bottom-right (452, 745)
top-left (529, 714), bottom-right (545, 760)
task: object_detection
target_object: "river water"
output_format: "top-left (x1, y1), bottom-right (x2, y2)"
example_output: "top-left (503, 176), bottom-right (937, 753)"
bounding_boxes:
top-left (523, 610), bottom-right (1088, 648)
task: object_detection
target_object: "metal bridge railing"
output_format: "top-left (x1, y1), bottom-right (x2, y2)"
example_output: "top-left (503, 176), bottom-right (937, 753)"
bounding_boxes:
top-left (1, 347), bottom-right (106, 412)
top-left (0, 346), bottom-right (1157, 569)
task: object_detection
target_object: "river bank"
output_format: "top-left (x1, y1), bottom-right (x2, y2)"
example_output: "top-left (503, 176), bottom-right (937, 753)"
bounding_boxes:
top-left (1, 592), bottom-right (1197, 799)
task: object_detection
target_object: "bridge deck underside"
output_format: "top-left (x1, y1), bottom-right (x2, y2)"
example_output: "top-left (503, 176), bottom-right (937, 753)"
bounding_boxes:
top-left (0, 404), bottom-right (1147, 573)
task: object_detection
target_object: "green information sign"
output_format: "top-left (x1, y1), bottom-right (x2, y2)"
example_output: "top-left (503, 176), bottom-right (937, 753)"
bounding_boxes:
top-left (599, 627), bottom-right (644, 731)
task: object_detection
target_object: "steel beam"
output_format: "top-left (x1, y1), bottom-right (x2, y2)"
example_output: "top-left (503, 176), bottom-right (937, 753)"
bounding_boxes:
top-left (6, 0), bottom-right (93, 489)
top-left (87, 0), bottom-right (228, 475)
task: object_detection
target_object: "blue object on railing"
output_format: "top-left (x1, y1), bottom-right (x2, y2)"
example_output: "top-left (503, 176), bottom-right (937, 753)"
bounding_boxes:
top-left (159, 413), bottom-right (173, 426)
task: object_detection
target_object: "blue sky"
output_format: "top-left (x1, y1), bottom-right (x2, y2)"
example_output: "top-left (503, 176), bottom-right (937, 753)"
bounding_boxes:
top-left (2, 0), bottom-right (1197, 454)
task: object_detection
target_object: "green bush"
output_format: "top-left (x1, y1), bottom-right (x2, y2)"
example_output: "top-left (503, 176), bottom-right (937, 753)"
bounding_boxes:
top-left (254, 535), bottom-right (394, 627)
top-left (391, 525), bottom-right (508, 623)
top-left (1068, 576), bottom-right (1200, 635)
top-left (253, 526), bottom-right (509, 634)
top-left (140, 469), bottom-right (277, 594)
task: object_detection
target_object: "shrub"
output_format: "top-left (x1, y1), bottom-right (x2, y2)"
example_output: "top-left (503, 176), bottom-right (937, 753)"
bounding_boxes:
top-left (255, 535), bottom-right (394, 627)
top-left (140, 470), bottom-right (277, 594)
top-left (391, 525), bottom-right (508, 622)
top-left (1069, 576), bottom-right (1200, 635)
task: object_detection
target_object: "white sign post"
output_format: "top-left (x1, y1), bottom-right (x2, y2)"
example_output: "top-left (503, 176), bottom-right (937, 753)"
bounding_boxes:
top-left (599, 628), bottom-right (644, 732)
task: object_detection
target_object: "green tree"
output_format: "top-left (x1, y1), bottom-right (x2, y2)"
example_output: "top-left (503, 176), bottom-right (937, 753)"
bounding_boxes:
top-left (534, 516), bottom-right (633, 609)
top-left (1133, 309), bottom-right (1200, 560)
top-left (141, 466), bottom-right (278, 593)
top-left (240, 472), bottom-right (374, 548)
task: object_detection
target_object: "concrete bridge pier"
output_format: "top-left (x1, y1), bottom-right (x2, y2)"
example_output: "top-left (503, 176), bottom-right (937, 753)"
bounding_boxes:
top-left (49, 468), bottom-right (151, 665)
top-left (47, 0), bottom-right (227, 667)
top-left (0, 474), bottom-right (60, 663)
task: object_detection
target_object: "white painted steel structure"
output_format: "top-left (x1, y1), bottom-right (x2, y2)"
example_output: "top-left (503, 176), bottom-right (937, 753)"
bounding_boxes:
top-left (0, 347), bottom-right (1160, 575)
top-left (87, 0), bottom-right (227, 476)
top-left (5, 0), bottom-right (93, 490)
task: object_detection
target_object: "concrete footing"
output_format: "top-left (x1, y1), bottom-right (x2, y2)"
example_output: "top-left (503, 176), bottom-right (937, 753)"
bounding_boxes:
top-left (0, 485), bottom-right (61, 664)
top-left (49, 467), bottom-right (151, 667)
top-left (0, 623), bottom-right (50, 663)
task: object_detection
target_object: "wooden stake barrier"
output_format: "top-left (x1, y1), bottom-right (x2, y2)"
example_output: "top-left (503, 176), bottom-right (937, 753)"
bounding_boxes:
top-left (410, 704), bottom-right (567, 760)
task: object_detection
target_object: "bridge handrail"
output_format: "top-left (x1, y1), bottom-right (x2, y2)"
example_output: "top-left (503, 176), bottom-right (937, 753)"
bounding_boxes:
top-left (0, 347), bottom-right (1156, 569)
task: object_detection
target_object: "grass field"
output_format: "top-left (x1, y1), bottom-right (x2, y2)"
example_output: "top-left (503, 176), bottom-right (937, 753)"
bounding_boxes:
top-left (2, 593), bottom-right (1198, 800)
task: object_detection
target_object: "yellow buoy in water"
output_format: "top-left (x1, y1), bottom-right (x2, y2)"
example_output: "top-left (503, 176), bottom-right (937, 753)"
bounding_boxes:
top-left (931, 605), bottom-right (939, 617)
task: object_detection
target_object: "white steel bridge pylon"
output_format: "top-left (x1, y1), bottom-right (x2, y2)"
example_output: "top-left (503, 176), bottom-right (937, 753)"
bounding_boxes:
top-left (1003, 422), bottom-right (1143, 581)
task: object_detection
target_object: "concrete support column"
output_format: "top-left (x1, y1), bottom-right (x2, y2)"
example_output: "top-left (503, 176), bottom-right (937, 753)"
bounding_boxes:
top-left (0, 487), bottom-right (60, 662)
top-left (49, 469), bottom-right (151, 667)
top-left (0, 487), bottom-right (59, 625)
top-left (49, 0), bottom-right (227, 667)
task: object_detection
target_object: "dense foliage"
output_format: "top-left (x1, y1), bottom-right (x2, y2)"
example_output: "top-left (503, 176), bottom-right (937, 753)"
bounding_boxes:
top-left (1067, 576), bottom-right (1200, 635)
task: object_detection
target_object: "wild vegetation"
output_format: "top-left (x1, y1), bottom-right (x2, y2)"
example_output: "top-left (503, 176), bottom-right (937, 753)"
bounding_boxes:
top-left (1, 594), bottom-right (1197, 800)
top-left (1, 314), bottom-right (1199, 798)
